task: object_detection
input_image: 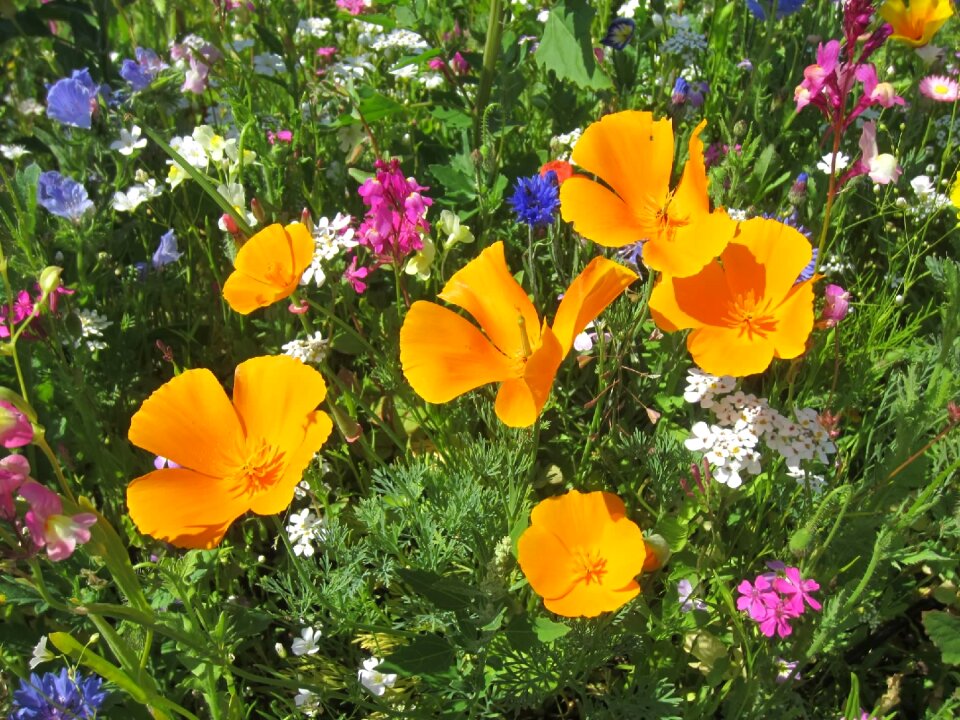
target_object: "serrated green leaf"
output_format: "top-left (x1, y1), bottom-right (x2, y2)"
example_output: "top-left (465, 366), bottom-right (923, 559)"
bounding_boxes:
top-left (923, 611), bottom-right (960, 665)
top-left (534, 0), bottom-right (612, 90)
top-left (397, 568), bottom-right (480, 610)
top-left (380, 634), bottom-right (456, 677)
top-left (533, 616), bottom-right (571, 643)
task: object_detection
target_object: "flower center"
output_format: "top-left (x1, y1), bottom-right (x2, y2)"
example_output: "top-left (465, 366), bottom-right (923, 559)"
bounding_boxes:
top-left (727, 292), bottom-right (777, 338)
top-left (230, 439), bottom-right (286, 497)
top-left (573, 548), bottom-right (608, 586)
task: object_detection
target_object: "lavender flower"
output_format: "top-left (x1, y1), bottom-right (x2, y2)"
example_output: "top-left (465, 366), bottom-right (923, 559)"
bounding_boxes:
top-left (37, 171), bottom-right (94, 223)
top-left (45, 69), bottom-right (105, 129)
top-left (120, 47), bottom-right (167, 91)
top-left (600, 18), bottom-right (635, 50)
top-left (746, 0), bottom-right (806, 21)
top-left (10, 668), bottom-right (108, 719)
top-left (152, 229), bottom-right (183, 269)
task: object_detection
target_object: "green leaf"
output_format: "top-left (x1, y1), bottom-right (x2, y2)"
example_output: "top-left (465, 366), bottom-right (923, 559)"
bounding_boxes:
top-left (431, 107), bottom-right (473, 130)
top-left (380, 634), bottom-right (456, 677)
top-left (535, 0), bottom-right (612, 90)
top-left (397, 568), bottom-right (481, 611)
top-left (923, 611), bottom-right (960, 665)
top-left (392, 48), bottom-right (443, 71)
top-left (48, 632), bottom-right (150, 704)
top-left (357, 89), bottom-right (404, 123)
top-left (656, 516), bottom-right (690, 552)
top-left (533, 616), bottom-right (571, 643)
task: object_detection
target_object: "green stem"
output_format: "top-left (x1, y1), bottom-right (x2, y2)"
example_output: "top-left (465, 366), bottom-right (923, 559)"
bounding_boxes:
top-left (473, 0), bottom-right (504, 148)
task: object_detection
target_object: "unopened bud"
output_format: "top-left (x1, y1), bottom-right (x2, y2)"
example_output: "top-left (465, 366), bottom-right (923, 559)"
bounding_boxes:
top-left (38, 266), bottom-right (63, 298)
top-left (250, 197), bottom-right (266, 225)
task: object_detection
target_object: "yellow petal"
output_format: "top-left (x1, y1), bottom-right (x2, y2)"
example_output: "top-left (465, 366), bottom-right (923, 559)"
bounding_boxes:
top-left (439, 242), bottom-right (540, 358)
top-left (559, 176), bottom-right (652, 247)
top-left (771, 281), bottom-right (816, 361)
top-left (128, 369), bottom-right (244, 477)
top-left (669, 119), bottom-right (711, 225)
top-left (731, 219), bottom-right (812, 303)
top-left (687, 325), bottom-right (777, 377)
top-left (642, 210), bottom-right (737, 278)
top-left (544, 580), bottom-right (640, 618)
top-left (400, 300), bottom-right (520, 404)
top-left (493, 325), bottom-right (563, 427)
top-left (551, 257), bottom-right (638, 355)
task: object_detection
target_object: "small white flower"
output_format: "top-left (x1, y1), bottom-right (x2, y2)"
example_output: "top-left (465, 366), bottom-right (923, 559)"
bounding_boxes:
top-left (253, 52), bottom-right (286, 76)
top-left (358, 656), bottom-right (397, 696)
top-left (678, 579), bottom-right (707, 613)
top-left (283, 332), bottom-right (330, 365)
top-left (29, 636), bottom-right (54, 669)
top-left (110, 126), bottom-right (147, 156)
top-left (573, 331), bottom-right (594, 353)
top-left (112, 186), bottom-right (149, 212)
top-left (816, 152), bottom-right (850, 174)
top-left (294, 688), bottom-right (320, 716)
top-left (296, 17), bottom-right (331, 41)
top-left (291, 626), bottom-right (322, 656)
top-left (910, 175), bottom-right (935, 199)
top-left (74, 309), bottom-right (113, 352)
top-left (0, 143), bottom-right (30, 160)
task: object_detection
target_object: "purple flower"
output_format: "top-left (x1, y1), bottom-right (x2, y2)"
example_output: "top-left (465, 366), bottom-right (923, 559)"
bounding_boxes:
top-left (820, 284), bottom-right (850, 328)
top-left (775, 658), bottom-right (800, 683)
top-left (736, 576), bottom-right (777, 621)
top-left (508, 173), bottom-right (560, 227)
top-left (45, 69), bottom-right (105, 129)
top-left (671, 78), bottom-right (690, 105)
top-left (678, 579), bottom-right (708, 612)
top-left (746, 0), bottom-right (805, 20)
top-left (120, 47), bottom-right (167, 91)
top-left (10, 667), bottom-right (108, 719)
top-left (600, 18), bottom-right (635, 50)
top-left (773, 566), bottom-right (822, 615)
top-left (37, 171), bottom-right (94, 223)
top-left (344, 256), bottom-right (370, 293)
top-left (152, 229), bottom-right (183, 269)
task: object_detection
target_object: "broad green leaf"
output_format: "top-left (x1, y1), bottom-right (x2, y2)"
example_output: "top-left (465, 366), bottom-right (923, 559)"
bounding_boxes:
top-left (380, 634), bottom-right (456, 677)
top-left (397, 568), bottom-right (481, 610)
top-left (535, 0), bottom-right (612, 90)
top-left (533, 616), bottom-right (571, 643)
top-left (923, 611), bottom-right (960, 665)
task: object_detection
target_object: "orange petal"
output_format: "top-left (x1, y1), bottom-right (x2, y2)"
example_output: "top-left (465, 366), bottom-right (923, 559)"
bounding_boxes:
top-left (400, 300), bottom-right (520, 404)
top-left (649, 260), bottom-right (732, 333)
top-left (126, 467), bottom-right (248, 549)
top-left (249, 409), bottom-right (334, 516)
top-left (771, 280), bottom-right (816, 361)
top-left (530, 490), bottom-right (625, 553)
top-left (517, 523), bottom-right (579, 600)
top-left (222, 269), bottom-right (291, 316)
top-left (232, 355), bottom-right (329, 446)
top-left (439, 242), bottom-right (540, 358)
top-left (551, 257), bottom-right (638, 355)
top-left (669, 120), bottom-right (710, 224)
top-left (718, 242), bottom-right (767, 305)
top-left (570, 111), bottom-right (673, 216)
top-left (687, 325), bottom-right (777, 377)
top-left (128, 368), bottom-right (244, 477)
top-left (642, 210), bottom-right (738, 278)
top-left (544, 580), bottom-right (640, 618)
top-left (223, 223), bottom-right (312, 314)
top-left (559, 176), bottom-right (652, 247)
top-left (598, 517), bottom-right (648, 589)
top-left (732, 219), bottom-right (812, 302)
top-left (493, 325), bottom-right (563, 427)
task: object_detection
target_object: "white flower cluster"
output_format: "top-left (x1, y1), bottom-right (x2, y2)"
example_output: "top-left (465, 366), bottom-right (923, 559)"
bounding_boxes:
top-left (166, 125), bottom-right (257, 189)
top-left (253, 53), bottom-right (287, 77)
top-left (661, 15), bottom-right (707, 62)
top-left (618, 0), bottom-right (643, 18)
top-left (327, 54), bottom-right (375, 83)
top-left (286, 507), bottom-right (328, 557)
top-left (369, 29), bottom-right (428, 53)
top-left (820, 254), bottom-right (854, 275)
top-left (0, 143), bottom-right (30, 161)
top-left (550, 128), bottom-right (582, 160)
top-left (903, 175), bottom-right (952, 217)
top-left (295, 17), bottom-right (331, 42)
top-left (112, 169), bottom-right (163, 212)
top-left (74, 309), bottom-right (113, 352)
top-left (301, 213), bottom-right (357, 287)
top-left (282, 332), bottom-right (329, 366)
top-left (682, 368), bottom-right (837, 489)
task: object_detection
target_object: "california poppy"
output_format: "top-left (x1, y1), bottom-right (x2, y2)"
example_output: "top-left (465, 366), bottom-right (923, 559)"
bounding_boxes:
top-left (879, 0), bottom-right (954, 47)
top-left (399, 242), bottom-right (637, 427)
top-left (127, 355), bottom-right (332, 548)
top-left (517, 489), bottom-right (650, 618)
top-left (559, 110), bottom-right (736, 277)
top-left (648, 218), bottom-right (816, 377)
top-left (222, 222), bottom-right (314, 314)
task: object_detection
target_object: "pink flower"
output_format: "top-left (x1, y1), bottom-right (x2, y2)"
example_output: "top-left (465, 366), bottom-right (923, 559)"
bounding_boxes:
top-left (850, 121), bottom-right (900, 185)
top-left (819, 284), bottom-right (851, 328)
top-left (757, 595), bottom-right (799, 638)
top-left (267, 129), bottom-right (294, 145)
top-left (181, 57), bottom-right (209, 94)
top-left (0, 454), bottom-right (30, 519)
top-left (0, 401), bottom-right (33, 448)
top-left (854, 64), bottom-right (906, 109)
top-left (774, 566), bottom-right (822, 615)
top-left (428, 57), bottom-right (446, 71)
top-left (736, 576), bottom-right (777, 621)
top-left (316, 47), bottom-right (337, 58)
top-left (450, 51), bottom-right (470, 75)
top-left (336, 0), bottom-right (370, 15)
top-left (344, 257), bottom-right (370, 293)
top-left (19, 481), bottom-right (97, 561)
top-left (919, 75), bottom-right (959, 102)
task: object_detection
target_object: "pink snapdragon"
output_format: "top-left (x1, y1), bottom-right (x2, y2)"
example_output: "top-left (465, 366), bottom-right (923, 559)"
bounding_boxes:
top-left (819, 284), bottom-right (851, 328)
top-left (0, 401), bottom-right (33, 448)
top-left (737, 563), bottom-right (821, 639)
top-left (0, 454), bottom-right (30, 519)
top-left (846, 121), bottom-right (901, 185)
top-left (19, 481), bottom-right (97, 561)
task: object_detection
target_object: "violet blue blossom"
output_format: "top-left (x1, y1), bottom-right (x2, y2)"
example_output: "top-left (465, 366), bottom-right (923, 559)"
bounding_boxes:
top-left (45, 69), bottom-right (106, 129)
top-left (120, 47), bottom-right (167, 91)
top-left (152, 229), bottom-right (183, 269)
top-left (37, 171), bottom-right (94, 223)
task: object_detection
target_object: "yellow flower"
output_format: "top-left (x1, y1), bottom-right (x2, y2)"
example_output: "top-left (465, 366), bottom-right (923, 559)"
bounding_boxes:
top-left (879, 0), bottom-right (954, 47)
top-left (951, 172), bottom-right (960, 215)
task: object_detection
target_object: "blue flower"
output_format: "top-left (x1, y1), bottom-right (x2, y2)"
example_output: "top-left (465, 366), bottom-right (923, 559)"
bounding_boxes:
top-left (152, 229), bottom-right (183, 269)
top-left (120, 47), bottom-right (166, 91)
top-left (509, 174), bottom-right (560, 227)
top-left (746, 0), bottom-right (806, 21)
top-left (600, 18), bottom-right (635, 50)
top-left (10, 667), bottom-right (108, 719)
top-left (796, 247), bottom-right (818, 283)
top-left (671, 78), bottom-right (690, 105)
top-left (45, 69), bottom-right (106, 129)
top-left (37, 171), bottom-right (94, 223)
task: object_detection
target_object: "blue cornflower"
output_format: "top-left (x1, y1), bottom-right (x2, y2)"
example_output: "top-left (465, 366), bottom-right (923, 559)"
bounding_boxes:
top-left (509, 173), bottom-right (560, 227)
top-left (671, 78), bottom-right (690, 105)
top-left (10, 667), bottom-right (108, 719)
top-left (37, 171), bottom-right (95, 223)
top-left (746, 0), bottom-right (806, 21)
top-left (152, 229), bottom-right (183, 269)
top-left (45, 69), bottom-right (106, 129)
top-left (617, 241), bottom-right (645, 270)
top-left (120, 47), bottom-right (167, 91)
top-left (796, 247), bottom-right (818, 283)
top-left (600, 18), bottom-right (635, 50)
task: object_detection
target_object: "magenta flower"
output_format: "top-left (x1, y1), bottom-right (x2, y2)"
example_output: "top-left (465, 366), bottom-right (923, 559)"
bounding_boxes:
top-left (919, 75), bottom-right (959, 102)
top-left (317, 47), bottom-right (337, 58)
top-left (0, 454), bottom-right (30, 519)
top-left (736, 576), bottom-right (777, 621)
top-left (451, 52), bottom-right (470, 75)
top-left (344, 257), bottom-right (370, 293)
top-left (774, 566), bottom-right (822, 615)
top-left (819, 284), bottom-right (851, 328)
top-left (758, 595), bottom-right (799, 638)
top-left (336, 0), bottom-right (369, 15)
top-left (19, 481), bottom-right (97, 561)
top-left (0, 401), bottom-right (33, 448)
top-left (267, 129), bottom-right (294, 145)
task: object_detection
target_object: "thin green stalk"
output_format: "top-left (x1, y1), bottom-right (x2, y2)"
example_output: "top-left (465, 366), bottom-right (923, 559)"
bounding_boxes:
top-left (473, 0), bottom-right (504, 148)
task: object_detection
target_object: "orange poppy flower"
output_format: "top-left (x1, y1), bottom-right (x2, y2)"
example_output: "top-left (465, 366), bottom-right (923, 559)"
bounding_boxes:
top-left (539, 160), bottom-right (575, 185)
top-left (517, 489), bottom-right (650, 618)
top-left (222, 222), bottom-right (314, 314)
top-left (648, 218), bottom-right (817, 377)
top-left (399, 241), bottom-right (637, 428)
top-left (559, 110), bottom-right (736, 277)
top-left (879, 0), bottom-right (954, 47)
top-left (126, 355), bottom-right (333, 548)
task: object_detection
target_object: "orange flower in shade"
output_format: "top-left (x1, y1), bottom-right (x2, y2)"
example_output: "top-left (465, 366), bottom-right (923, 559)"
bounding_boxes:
top-left (559, 110), bottom-right (736, 278)
top-left (648, 218), bottom-right (817, 377)
top-left (222, 222), bottom-right (314, 314)
top-left (879, 0), bottom-right (954, 47)
top-left (517, 489), bottom-right (654, 618)
top-left (126, 355), bottom-right (333, 548)
top-left (539, 160), bottom-right (575, 185)
top-left (399, 242), bottom-right (637, 428)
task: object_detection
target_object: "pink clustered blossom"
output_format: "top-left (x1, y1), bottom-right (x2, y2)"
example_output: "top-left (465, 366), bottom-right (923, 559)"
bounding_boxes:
top-left (267, 129), bottom-right (294, 145)
top-left (170, 35), bottom-right (222, 95)
top-left (344, 158), bottom-right (432, 293)
top-left (336, 0), bottom-right (371, 15)
top-left (0, 283), bottom-right (74, 339)
top-left (736, 561), bottom-right (821, 638)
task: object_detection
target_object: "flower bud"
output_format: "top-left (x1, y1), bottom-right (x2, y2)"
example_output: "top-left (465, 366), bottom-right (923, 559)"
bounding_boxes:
top-left (788, 173), bottom-right (809, 206)
top-left (250, 197), bottom-right (266, 225)
top-left (38, 266), bottom-right (63, 298)
top-left (819, 284), bottom-right (850, 328)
